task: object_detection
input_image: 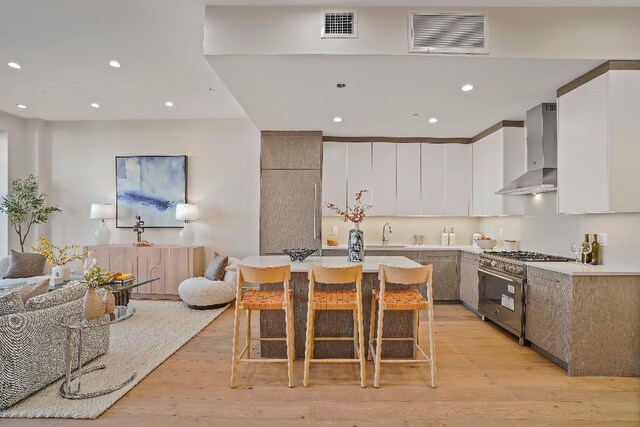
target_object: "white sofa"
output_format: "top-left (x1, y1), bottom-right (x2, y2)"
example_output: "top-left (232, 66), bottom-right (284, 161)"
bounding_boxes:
top-left (178, 257), bottom-right (239, 309)
top-left (0, 256), bottom-right (50, 292)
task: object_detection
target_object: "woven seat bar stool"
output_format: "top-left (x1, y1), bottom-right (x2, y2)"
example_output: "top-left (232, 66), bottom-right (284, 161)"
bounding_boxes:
top-left (231, 264), bottom-right (295, 388)
top-left (303, 264), bottom-right (366, 388)
top-left (368, 264), bottom-right (437, 388)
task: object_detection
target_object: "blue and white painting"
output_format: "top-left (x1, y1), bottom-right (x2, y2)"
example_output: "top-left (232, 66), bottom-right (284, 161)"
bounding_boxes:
top-left (116, 156), bottom-right (187, 228)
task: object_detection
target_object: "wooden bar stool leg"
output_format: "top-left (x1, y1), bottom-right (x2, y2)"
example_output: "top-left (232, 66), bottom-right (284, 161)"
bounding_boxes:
top-left (230, 302), bottom-right (242, 388)
top-left (246, 309), bottom-right (252, 359)
top-left (368, 295), bottom-right (376, 361)
top-left (284, 302), bottom-right (294, 388)
top-left (373, 303), bottom-right (385, 388)
top-left (352, 309), bottom-right (358, 357)
top-left (427, 305), bottom-right (437, 388)
top-left (303, 302), bottom-right (314, 387)
top-left (357, 302), bottom-right (366, 388)
top-left (413, 309), bottom-right (419, 360)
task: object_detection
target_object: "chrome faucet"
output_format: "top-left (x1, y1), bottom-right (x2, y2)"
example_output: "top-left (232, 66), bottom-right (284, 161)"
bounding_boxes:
top-left (382, 222), bottom-right (392, 245)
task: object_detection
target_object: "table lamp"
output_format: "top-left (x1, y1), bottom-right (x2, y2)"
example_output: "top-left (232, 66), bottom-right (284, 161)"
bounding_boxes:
top-left (90, 203), bottom-right (116, 245)
top-left (175, 203), bottom-right (199, 246)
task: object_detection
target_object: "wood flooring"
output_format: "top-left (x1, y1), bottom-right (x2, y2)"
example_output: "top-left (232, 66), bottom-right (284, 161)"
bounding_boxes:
top-left (4, 304), bottom-right (639, 426)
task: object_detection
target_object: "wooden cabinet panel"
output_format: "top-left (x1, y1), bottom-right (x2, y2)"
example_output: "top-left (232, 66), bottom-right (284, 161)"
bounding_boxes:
top-left (261, 169), bottom-right (321, 254)
top-left (261, 131), bottom-right (322, 170)
top-left (459, 252), bottom-right (479, 309)
top-left (84, 245), bottom-right (204, 297)
top-left (322, 142), bottom-right (347, 215)
top-left (370, 143), bottom-right (396, 216)
top-left (396, 143), bottom-right (421, 215)
top-left (420, 144), bottom-right (445, 215)
top-left (525, 268), bottom-right (572, 363)
top-left (444, 144), bottom-right (470, 216)
top-left (347, 143), bottom-right (372, 207)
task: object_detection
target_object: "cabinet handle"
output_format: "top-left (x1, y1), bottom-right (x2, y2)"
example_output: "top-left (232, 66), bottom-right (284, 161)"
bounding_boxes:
top-left (313, 184), bottom-right (318, 240)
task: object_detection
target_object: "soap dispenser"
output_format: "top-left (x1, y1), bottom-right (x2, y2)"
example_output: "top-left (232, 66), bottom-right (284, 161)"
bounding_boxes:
top-left (449, 227), bottom-right (456, 246)
top-left (441, 227), bottom-right (449, 247)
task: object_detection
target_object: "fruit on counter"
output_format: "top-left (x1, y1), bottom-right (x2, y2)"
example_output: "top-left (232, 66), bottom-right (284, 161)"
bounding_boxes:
top-left (479, 236), bottom-right (493, 240)
top-left (110, 272), bottom-right (135, 281)
top-left (326, 238), bottom-right (339, 246)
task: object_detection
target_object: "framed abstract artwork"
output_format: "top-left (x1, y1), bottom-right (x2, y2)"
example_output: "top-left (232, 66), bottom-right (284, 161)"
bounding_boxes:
top-left (116, 155), bottom-right (188, 228)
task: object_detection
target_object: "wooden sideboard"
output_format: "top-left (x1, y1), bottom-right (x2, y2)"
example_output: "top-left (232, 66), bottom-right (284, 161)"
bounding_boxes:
top-left (84, 245), bottom-right (205, 296)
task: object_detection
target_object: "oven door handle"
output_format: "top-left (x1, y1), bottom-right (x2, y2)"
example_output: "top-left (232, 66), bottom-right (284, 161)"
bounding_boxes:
top-left (479, 268), bottom-right (523, 285)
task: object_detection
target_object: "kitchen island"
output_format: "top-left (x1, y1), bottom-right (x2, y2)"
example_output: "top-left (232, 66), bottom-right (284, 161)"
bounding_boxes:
top-left (229, 256), bottom-right (423, 358)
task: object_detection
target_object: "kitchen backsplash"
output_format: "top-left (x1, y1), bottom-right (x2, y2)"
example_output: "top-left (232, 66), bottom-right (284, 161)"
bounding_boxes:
top-left (322, 192), bottom-right (640, 268)
top-left (322, 216), bottom-right (481, 247)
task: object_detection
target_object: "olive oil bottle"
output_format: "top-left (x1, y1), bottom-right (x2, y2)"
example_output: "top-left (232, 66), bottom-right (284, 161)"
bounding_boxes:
top-left (591, 234), bottom-right (601, 265)
top-left (581, 234), bottom-right (592, 264)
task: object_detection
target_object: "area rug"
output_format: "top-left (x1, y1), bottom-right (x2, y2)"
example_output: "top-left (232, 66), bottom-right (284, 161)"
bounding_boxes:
top-left (0, 299), bottom-right (228, 419)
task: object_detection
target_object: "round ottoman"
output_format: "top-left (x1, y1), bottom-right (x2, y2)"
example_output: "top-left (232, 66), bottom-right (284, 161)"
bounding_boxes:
top-left (178, 277), bottom-right (236, 309)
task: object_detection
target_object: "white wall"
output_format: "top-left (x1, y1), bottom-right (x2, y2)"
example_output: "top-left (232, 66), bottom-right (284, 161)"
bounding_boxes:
top-left (479, 192), bottom-right (640, 267)
top-left (46, 118), bottom-right (260, 261)
top-left (322, 216), bottom-right (480, 247)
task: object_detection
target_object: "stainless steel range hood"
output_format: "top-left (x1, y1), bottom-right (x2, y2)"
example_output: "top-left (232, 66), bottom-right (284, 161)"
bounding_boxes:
top-left (497, 103), bottom-right (558, 195)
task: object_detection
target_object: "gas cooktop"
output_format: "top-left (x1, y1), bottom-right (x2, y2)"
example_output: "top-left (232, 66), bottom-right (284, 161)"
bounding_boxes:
top-left (483, 250), bottom-right (574, 263)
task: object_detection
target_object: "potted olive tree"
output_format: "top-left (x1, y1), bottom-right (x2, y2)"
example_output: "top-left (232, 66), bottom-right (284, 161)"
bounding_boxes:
top-left (0, 175), bottom-right (61, 252)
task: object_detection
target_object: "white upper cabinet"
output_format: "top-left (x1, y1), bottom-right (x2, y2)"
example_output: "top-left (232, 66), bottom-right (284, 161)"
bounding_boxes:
top-left (558, 70), bottom-right (640, 213)
top-left (346, 143), bottom-right (372, 207)
top-left (396, 144), bottom-right (421, 215)
top-left (444, 144), bottom-right (471, 216)
top-left (370, 143), bottom-right (397, 216)
top-left (472, 137), bottom-right (487, 216)
top-left (322, 142), bottom-right (347, 215)
top-left (421, 144), bottom-right (446, 215)
top-left (472, 127), bottom-right (526, 216)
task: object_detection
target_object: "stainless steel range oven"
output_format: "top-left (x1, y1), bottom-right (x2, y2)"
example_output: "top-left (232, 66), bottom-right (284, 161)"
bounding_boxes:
top-left (478, 251), bottom-right (574, 345)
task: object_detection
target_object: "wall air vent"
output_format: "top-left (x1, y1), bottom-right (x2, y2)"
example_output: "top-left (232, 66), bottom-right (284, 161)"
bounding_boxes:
top-left (409, 12), bottom-right (488, 54)
top-left (322, 11), bottom-right (357, 39)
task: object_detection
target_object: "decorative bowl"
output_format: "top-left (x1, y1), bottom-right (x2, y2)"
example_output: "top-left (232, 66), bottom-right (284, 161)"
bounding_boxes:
top-left (504, 240), bottom-right (519, 251)
top-left (282, 248), bottom-right (316, 262)
top-left (476, 239), bottom-right (497, 250)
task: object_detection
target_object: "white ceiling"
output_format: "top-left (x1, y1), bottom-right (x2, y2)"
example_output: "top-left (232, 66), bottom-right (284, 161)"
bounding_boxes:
top-left (0, 0), bottom-right (246, 121)
top-left (206, 0), bottom-right (640, 6)
top-left (208, 55), bottom-right (601, 137)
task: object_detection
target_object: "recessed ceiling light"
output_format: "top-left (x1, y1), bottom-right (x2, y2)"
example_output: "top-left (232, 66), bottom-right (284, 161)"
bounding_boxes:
top-left (333, 116), bottom-right (342, 123)
top-left (8, 62), bottom-right (21, 69)
top-left (109, 60), bottom-right (121, 68)
top-left (461, 84), bottom-right (474, 92)
top-left (91, 103), bottom-right (100, 108)
top-left (17, 104), bottom-right (27, 109)
top-left (429, 117), bottom-right (438, 124)
top-left (165, 101), bottom-right (174, 107)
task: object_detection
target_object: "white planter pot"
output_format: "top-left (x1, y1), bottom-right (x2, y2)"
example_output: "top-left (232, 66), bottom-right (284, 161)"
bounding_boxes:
top-left (51, 265), bottom-right (71, 282)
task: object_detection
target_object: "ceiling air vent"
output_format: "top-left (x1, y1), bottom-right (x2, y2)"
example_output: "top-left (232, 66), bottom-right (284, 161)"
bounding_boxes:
top-left (409, 12), bottom-right (488, 54)
top-left (322, 11), bottom-right (357, 39)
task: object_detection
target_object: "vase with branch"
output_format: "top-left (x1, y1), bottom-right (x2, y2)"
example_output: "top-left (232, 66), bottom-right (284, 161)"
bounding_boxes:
top-left (324, 189), bottom-right (372, 262)
top-left (0, 175), bottom-right (61, 252)
top-left (32, 235), bottom-right (84, 283)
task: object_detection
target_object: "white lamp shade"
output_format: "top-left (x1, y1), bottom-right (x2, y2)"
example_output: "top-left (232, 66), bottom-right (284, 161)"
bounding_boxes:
top-left (175, 203), bottom-right (199, 221)
top-left (90, 203), bottom-right (116, 220)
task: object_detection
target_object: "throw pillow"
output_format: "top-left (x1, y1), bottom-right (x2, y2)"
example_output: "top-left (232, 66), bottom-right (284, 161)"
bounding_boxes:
top-left (204, 253), bottom-right (228, 281)
top-left (0, 291), bottom-right (25, 316)
top-left (16, 279), bottom-right (50, 303)
top-left (3, 250), bottom-right (46, 279)
top-left (25, 281), bottom-right (87, 311)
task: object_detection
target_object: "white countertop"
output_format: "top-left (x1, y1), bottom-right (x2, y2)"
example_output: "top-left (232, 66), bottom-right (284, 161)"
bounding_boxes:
top-left (231, 255), bottom-right (421, 273)
top-left (527, 262), bottom-right (640, 276)
top-left (322, 244), bottom-right (482, 254)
